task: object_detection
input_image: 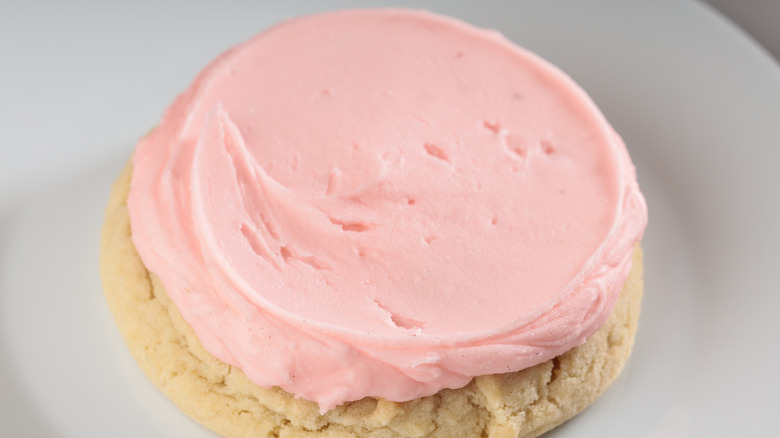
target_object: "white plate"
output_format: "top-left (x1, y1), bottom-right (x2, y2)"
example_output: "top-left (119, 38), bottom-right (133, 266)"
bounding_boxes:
top-left (1, 1), bottom-right (779, 436)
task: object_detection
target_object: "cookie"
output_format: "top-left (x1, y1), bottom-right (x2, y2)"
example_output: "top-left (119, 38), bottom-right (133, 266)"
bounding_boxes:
top-left (101, 161), bottom-right (643, 438)
top-left (103, 9), bottom-right (648, 437)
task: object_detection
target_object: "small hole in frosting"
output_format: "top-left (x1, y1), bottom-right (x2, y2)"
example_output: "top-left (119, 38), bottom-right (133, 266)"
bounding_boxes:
top-left (505, 134), bottom-right (527, 159)
top-left (483, 119), bottom-right (501, 134)
top-left (341, 223), bottom-right (371, 232)
top-left (423, 143), bottom-right (450, 162)
top-left (390, 314), bottom-right (425, 330)
top-left (374, 300), bottom-right (426, 330)
top-left (541, 140), bottom-right (555, 154)
top-left (329, 217), bottom-right (373, 232)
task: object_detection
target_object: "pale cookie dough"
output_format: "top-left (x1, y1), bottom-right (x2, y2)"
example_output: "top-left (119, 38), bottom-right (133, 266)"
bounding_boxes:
top-left (101, 161), bottom-right (644, 438)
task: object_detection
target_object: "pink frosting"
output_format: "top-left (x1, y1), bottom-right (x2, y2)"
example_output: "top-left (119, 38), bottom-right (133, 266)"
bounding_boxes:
top-left (128, 9), bottom-right (647, 412)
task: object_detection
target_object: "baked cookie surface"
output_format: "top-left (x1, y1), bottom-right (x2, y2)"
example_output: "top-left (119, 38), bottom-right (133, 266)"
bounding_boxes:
top-left (101, 162), bottom-right (644, 438)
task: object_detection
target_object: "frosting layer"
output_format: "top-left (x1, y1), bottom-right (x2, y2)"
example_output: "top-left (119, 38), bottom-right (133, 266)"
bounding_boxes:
top-left (128, 9), bottom-right (647, 412)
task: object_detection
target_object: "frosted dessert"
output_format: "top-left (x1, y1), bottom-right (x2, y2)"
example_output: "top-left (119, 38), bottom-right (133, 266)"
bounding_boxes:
top-left (102, 8), bottom-right (647, 437)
